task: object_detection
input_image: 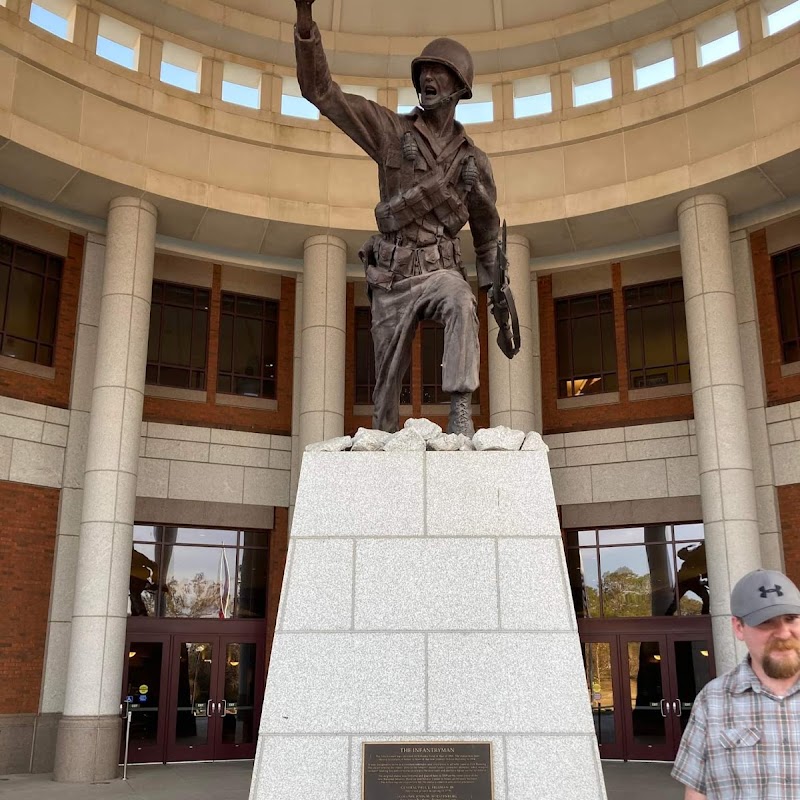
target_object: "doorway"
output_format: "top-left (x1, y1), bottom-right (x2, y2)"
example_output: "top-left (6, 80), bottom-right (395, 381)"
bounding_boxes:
top-left (122, 621), bottom-right (266, 764)
top-left (581, 619), bottom-right (714, 761)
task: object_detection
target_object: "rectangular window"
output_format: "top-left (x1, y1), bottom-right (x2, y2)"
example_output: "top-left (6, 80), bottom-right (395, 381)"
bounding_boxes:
top-left (696, 13), bottom-right (740, 67)
top-left (633, 40), bottom-right (676, 90)
top-left (341, 84), bottom-right (379, 103)
top-left (624, 278), bottom-right (689, 389)
top-left (129, 525), bottom-right (269, 619)
top-left (354, 306), bottom-right (410, 405)
top-left (281, 76), bottom-right (320, 119)
top-left (555, 290), bottom-right (617, 398)
top-left (217, 291), bottom-right (279, 399)
top-left (160, 42), bottom-right (202, 93)
top-left (454, 84), bottom-right (493, 125)
top-left (0, 235), bottom-right (63, 367)
top-left (763, 0), bottom-right (800, 35)
top-left (222, 62), bottom-right (261, 109)
top-left (573, 61), bottom-right (612, 107)
top-left (29, 0), bottom-right (74, 41)
top-left (565, 523), bottom-right (708, 619)
top-left (96, 15), bottom-right (139, 70)
top-left (146, 280), bottom-right (209, 390)
top-left (771, 245), bottom-right (800, 363)
top-left (513, 75), bottom-right (552, 118)
top-left (397, 86), bottom-right (419, 114)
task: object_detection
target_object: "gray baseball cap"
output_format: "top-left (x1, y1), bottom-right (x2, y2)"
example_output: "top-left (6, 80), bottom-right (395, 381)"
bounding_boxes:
top-left (730, 569), bottom-right (800, 626)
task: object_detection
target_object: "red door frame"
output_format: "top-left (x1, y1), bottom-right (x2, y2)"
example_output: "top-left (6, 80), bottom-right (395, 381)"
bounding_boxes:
top-left (578, 617), bottom-right (714, 761)
top-left (123, 618), bottom-right (267, 764)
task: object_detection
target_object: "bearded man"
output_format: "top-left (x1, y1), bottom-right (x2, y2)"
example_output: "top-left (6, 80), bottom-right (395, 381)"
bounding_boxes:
top-left (672, 569), bottom-right (800, 799)
top-left (293, 0), bottom-right (516, 435)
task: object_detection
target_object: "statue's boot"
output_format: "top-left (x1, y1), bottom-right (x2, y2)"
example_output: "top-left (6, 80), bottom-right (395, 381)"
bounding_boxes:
top-left (447, 391), bottom-right (475, 437)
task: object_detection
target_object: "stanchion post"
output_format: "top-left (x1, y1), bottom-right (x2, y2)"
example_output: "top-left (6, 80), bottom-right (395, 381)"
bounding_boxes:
top-left (122, 710), bottom-right (132, 781)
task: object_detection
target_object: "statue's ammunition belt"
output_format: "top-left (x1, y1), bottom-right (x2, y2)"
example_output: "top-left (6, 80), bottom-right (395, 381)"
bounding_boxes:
top-left (361, 235), bottom-right (463, 292)
top-left (374, 171), bottom-right (469, 239)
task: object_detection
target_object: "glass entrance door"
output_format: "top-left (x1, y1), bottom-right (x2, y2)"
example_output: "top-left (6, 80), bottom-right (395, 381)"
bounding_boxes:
top-left (122, 628), bottom-right (265, 764)
top-left (164, 633), bottom-right (264, 762)
top-left (121, 635), bottom-right (170, 764)
top-left (620, 635), bottom-right (674, 761)
top-left (579, 626), bottom-right (714, 761)
top-left (665, 634), bottom-right (714, 743)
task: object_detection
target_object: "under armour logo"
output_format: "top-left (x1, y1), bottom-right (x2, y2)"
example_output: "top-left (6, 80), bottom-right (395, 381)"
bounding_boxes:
top-left (759, 585), bottom-right (784, 598)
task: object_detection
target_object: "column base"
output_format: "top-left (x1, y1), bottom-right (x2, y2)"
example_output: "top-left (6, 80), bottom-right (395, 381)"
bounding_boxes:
top-left (54, 715), bottom-right (121, 783)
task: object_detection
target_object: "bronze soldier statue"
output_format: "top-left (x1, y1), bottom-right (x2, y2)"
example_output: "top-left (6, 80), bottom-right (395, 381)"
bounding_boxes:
top-left (293, 0), bottom-right (518, 435)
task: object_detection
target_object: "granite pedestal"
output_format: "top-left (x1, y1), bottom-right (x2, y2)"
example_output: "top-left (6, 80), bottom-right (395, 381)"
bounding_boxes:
top-left (250, 449), bottom-right (607, 800)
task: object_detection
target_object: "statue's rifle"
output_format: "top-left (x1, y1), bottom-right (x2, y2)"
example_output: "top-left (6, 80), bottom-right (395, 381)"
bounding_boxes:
top-left (491, 220), bottom-right (521, 359)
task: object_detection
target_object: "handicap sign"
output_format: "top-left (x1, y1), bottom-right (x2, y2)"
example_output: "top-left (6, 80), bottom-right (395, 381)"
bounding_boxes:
top-left (125, 695), bottom-right (134, 703)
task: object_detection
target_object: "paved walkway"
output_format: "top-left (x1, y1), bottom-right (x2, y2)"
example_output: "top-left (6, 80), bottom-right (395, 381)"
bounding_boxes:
top-left (0, 759), bottom-right (682, 799)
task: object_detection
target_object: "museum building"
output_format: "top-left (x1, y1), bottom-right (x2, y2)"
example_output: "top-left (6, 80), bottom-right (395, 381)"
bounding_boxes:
top-left (1, 0), bottom-right (800, 784)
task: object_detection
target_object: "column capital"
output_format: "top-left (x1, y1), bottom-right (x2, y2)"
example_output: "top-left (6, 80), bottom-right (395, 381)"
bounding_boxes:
top-left (506, 232), bottom-right (531, 252)
top-left (303, 233), bottom-right (347, 253)
top-left (108, 196), bottom-right (158, 219)
top-left (677, 193), bottom-right (728, 219)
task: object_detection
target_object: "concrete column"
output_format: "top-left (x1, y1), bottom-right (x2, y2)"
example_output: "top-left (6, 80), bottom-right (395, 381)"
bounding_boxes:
top-left (54, 198), bottom-right (157, 783)
top-left (488, 233), bottom-right (538, 431)
top-left (678, 195), bottom-right (761, 673)
top-left (298, 235), bottom-right (346, 454)
top-left (40, 234), bottom-right (105, 734)
top-left (730, 228), bottom-right (784, 571)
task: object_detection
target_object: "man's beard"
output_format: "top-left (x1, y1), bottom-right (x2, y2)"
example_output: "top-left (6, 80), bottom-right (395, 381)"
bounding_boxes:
top-left (762, 638), bottom-right (800, 680)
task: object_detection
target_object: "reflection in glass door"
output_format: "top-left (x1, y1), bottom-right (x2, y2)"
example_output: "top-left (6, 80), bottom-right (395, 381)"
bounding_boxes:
top-left (122, 636), bottom-right (170, 763)
top-left (621, 636), bottom-right (674, 761)
top-left (668, 636), bottom-right (713, 738)
top-left (122, 628), bottom-right (265, 764)
top-left (582, 640), bottom-right (623, 760)
top-left (217, 639), bottom-right (259, 759)
top-left (170, 640), bottom-right (217, 761)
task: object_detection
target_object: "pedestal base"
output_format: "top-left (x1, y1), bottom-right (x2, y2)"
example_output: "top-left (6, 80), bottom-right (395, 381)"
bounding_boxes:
top-left (251, 450), bottom-right (607, 800)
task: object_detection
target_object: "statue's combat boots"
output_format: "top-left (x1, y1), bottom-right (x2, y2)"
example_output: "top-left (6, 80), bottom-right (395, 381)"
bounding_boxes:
top-left (447, 391), bottom-right (475, 437)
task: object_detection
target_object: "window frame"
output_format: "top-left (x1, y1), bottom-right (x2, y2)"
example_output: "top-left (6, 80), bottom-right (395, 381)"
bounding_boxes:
top-left (770, 244), bottom-right (800, 364)
top-left (146, 279), bottom-right (210, 391)
top-left (216, 290), bottom-right (280, 400)
top-left (0, 235), bottom-right (64, 368)
top-left (565, 522), bottom-right (708, 620)
top-left (129, 524), bottom-right (270, 620)
top-left (624, 278), bottom-right (690, 390)
top-left (555, 289), bottom-right (618, 399)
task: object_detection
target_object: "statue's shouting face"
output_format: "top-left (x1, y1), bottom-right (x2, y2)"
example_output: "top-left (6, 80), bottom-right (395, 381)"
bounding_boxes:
top-left (418, 62), bottom-right (459, 109)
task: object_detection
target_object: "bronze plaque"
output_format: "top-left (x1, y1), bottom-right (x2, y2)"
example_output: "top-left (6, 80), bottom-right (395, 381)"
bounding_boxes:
top-left (362, 742), bottom-right (493, 800)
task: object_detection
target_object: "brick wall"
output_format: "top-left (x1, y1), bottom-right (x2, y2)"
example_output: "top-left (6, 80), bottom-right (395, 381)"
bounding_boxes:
top-left (0, 481), bottom-right (59, 714)
top-left (751, 229), bottom-right (800, 406)
top-left (344, 282), bottom-right (491, 434)
top-left (0, 232), bottom-right (83, 408)
top-left (777, 484), bottom-right (800, 586)
top-left (143, 274), bottom-right (296, 436)
top-left (539, 270), bottom-right (694, 434)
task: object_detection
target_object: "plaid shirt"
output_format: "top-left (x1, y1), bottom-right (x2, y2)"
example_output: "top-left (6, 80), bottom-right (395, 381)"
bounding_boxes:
top-left (672, 658), bottom-right (800, 799)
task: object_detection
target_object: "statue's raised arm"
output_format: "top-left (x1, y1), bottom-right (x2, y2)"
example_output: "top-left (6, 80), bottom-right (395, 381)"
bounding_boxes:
top-left (293, 0), bottom-right (314, 40)
top-left (290, 2), bottom-right (516, 437)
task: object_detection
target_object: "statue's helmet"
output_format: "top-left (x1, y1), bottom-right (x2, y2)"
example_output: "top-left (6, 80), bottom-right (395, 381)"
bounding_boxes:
top-left (411, 38), bottom-right (474, 101)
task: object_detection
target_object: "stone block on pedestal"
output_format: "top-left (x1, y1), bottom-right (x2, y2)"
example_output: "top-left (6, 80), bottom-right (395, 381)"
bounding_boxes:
top-left (250, 449), bottom-right (607, 800)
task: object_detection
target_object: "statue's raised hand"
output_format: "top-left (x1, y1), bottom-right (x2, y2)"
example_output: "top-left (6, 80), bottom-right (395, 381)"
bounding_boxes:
top-left (295, 0), bottom-right (315, 36)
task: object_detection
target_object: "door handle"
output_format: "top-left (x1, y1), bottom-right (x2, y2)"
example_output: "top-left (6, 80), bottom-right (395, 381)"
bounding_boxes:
top-left (207, 700), bottom-right (216, 717)
top-left (219, 700), bottom-right (227, 717)
top-left (673, 699), bottom-right (682, 717)
top-left (660, 699), bottom-right (669, 717)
